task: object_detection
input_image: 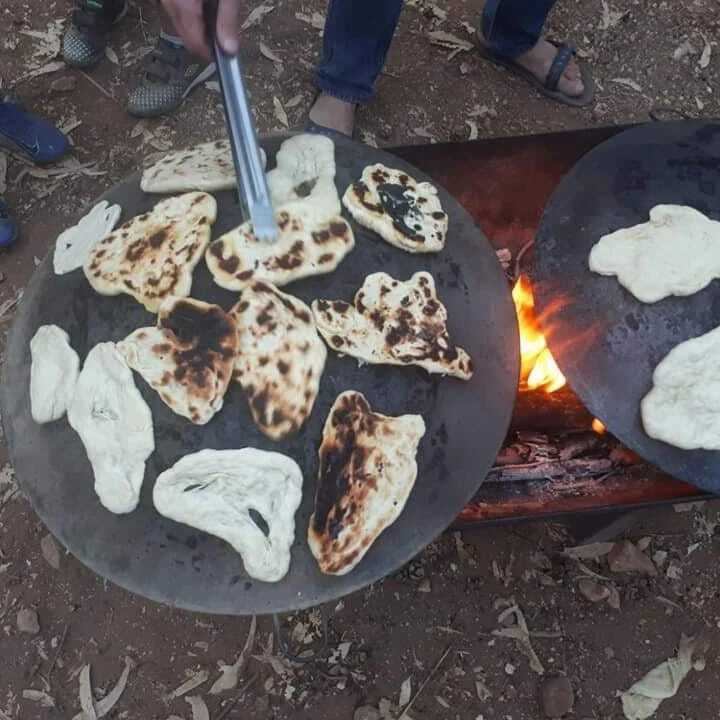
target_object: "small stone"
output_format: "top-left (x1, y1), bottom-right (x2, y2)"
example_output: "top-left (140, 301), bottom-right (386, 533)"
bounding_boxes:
top-left (50, 76), bottom-right (77, 93)
top-left (540, 676), bottom-right (574, 718)
top-left (608, 540), bottom-right (658, 576)
top-left (354, 706), bottom-right (382, 720)
top-left (17, 608), bottom-right (40, 635)
top-left (577, 578), bottom-right (610, 603)
top-left (418, 578), bottom-right (431, 593)
top-left (504, 663), bottom-right (516, 675)
top-left (604, 646), bottom-right (615, 659)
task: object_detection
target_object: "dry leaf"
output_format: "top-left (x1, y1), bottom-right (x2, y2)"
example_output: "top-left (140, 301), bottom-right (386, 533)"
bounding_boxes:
top-left (252, 633), bottom-right (293, 677)
top-left (399, 677), bottom-right (412, 707)
top-left (259, 42), bottom-right (283, 65)
top-left (608, 541), bottom-right (658, 576)
top-left (40, 533), bottom-right (61, 569)
top-left (435, 695), bottom-right (450, 708)
top-left (699, 35), bottom-right (712, 69)
top-left (600, 0), bottom-right (628, 30)
top-left (493, 605), bottom-right (544, 675)
top-left (105, 47), bottom-right (119, 65)
top-left (24, 60), bottom-right (65, 80)
top-left (611, 77), bottom-right (642, 92)
top-left (295, 12), bottom-right (325, 30)
top-left (210, 615), bottom-right (257, 694)
top-left (22, 690), bottom-right (55, 707)
top-left (273, 96), bottom-right (289, 128)
top-left (466, 120), bottom-right (479, 140)
top-left (205, 80), bottom-right (221, 93)
top-left (167, 670), bottom-right (210, 701)
top-left (59, 118), bottom-right (82, 135)
top-left (285, 93), bottom-right (304, 108)
top-left (241, 4), bottom-right (275, 30)
top-left (413, 127), bottom-right (436, 142)
top-left (185, 696), bottom-right (210, 720)
top-left (427, 30), bottom-right (473, 60)
top-left (79, 666), bottom-right (98, 720)
top-left (72, 658), bottom-right (135, 720)
top-left (564, 542), bottom-right (614, 560)
top-left (360, 130), bottom-right (378, 148)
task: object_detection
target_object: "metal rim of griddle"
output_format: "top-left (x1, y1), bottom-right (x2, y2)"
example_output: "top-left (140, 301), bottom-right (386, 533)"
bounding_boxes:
top-left (533, 120), bottom-right (720, 493)
top-left (0, 133), bottom-right (519, 615)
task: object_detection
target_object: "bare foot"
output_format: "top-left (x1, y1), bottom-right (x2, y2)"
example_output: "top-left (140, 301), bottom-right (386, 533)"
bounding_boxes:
top-left (309, 94), bottom-right (355, 137)
top-left (514, 38), bottom-right (584, 97)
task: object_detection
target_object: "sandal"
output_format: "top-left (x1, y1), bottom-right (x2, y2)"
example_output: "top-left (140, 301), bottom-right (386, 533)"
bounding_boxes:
top-left (476, 36), bottom-right (595, 108)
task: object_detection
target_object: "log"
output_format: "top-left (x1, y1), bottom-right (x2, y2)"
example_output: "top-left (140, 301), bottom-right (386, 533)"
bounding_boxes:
top-left (510, 384), bottom-right (593, 432)
top-left (486, 457), bottom-right (613, 483)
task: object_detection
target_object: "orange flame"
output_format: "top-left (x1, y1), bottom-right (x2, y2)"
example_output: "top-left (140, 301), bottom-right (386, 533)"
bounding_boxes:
top-left (512, 274), bottom-right (566, 394)
top-left (592, 418), bottom-right (607, 434)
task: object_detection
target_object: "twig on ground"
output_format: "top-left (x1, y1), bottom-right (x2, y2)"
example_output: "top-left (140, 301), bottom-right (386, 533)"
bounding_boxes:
top-left (80, 72), bottom-right (117, 102)
top-left (400, 645), bottom-right (452, 719)
top-left (46, 624), bottom-right (69, 681)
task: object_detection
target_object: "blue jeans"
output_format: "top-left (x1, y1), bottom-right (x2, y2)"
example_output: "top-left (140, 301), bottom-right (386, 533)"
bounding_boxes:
top-left (316, 0), bottom-right (557, 103)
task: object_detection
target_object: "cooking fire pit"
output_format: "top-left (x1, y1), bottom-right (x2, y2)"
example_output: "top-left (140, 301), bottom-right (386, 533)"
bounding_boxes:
top-left (393, 124), bottom-right (709, 526)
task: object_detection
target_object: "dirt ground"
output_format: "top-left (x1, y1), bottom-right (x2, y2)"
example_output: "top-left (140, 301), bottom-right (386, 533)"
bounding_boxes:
top-left (2, 0), bottom-right (720, 718)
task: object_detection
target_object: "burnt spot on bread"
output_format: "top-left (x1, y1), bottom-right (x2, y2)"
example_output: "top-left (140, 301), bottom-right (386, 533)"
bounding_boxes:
top-left (330, 335), bottom-right (344, 347)
top-left (277, 359), bottom-right (290, 375)
top-left (318, 253), bottom-right (333, 264)
top-left (125, 239), bottom-right (146, 262)
top-left (273, 241), bottom-right (305, 271)
top-left (148, 228), bottom-right (167, 248)
top-left (153, 343), bottom-right (172, 355)
top-left (294, 178), bottom-right (317, 197)
top-left (432, 211), bottom-right (446, 220)
top-left (312, 229), bottom-right (331, 244)
top-left (256, 302), bottom-right (275, 326)
top-left (330, 222), bottom-right (347, 237)
top-left (377, 183), bottom-right (426, 242)
top-left (236, 269), bottom-right (253, 282)
top-left (250, 388), bottom-right (269, 423)
top-left (332, 301), bottom-right (350, 314)
top-left (352, 182), bottom-right (382, 213)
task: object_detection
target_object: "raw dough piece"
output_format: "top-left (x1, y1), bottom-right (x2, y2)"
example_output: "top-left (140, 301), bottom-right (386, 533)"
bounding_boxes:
top-left (68, 343), bottom-right (155, 514)
top-left (266, 133), bottom-right (340, 218)
top-left (308, 391), bottom-right (426, 575)
top-left (230, 281), bottom-right (326, 439)
top-left (641, 324), bottom-right (720, 450)
top-left (343, 164), bottom-right (448, 253)
top-left (84, 192), bottom-right (217, 313)
top-left (54, 201), bottom-right (122, 275)
top-left (119, 297), bottom-right (238, 425)
top-left (589, 205), bottom-right (720, 303)
top-left (153, 448), bottom-right (303, 582)
top-left (312, 271), bottom-right (473, 380)
top-left (206, 206), bottom-right (354, 291)
top-left (141, 139), bottom-right (267, 193)
top-left (30, 325), bottom-right (80, 423)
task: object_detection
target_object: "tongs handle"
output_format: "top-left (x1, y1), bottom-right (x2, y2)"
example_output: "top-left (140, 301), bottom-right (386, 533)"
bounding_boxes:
top-left (204, 1), bottom-right (276, 240)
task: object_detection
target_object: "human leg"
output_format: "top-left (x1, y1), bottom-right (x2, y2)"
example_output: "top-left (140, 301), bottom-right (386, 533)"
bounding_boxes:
top-left (309, 0), bottom-right (404, 136)
top-left (479, 0), bottom-right (587, 101)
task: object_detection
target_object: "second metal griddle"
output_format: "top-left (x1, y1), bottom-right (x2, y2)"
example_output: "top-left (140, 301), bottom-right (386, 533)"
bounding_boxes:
top-left (533, 120), bottom-right (720, 493)
top-left (1, 134), bottom-right (519, 615)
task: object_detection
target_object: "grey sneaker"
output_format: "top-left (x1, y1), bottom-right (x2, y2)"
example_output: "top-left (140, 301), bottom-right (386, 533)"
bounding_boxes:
top-left (127, 37), bottom-right (216, 118)
top-left (62, 0), bottom-right (128, 69)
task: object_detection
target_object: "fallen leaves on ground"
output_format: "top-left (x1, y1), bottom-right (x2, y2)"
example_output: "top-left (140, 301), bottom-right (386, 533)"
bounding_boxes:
top-left (22, 690), bottom-right (55, 707)
top-left (273, 97), bottom-right (289, 128)
top-left (620, 634), bottom-right (709, 720)
top-left (611, 77), bottom-right (643, 92)
top-left (608, 540), bottom-right (658, 576)
top-left (185, 695), bottom-right (210, 720)
top-left (165, 670), bottom-right (210, 701)
top-left (71, 657), bottom-right (135, 720)
top-left (427, 30), bottom-right (473, 60)
top-left (242, 4), bottom-right (275, 31)
top-left (493, 604), bottom-right (544, 675)
top-left (210, 615), bottom-right (257, 694)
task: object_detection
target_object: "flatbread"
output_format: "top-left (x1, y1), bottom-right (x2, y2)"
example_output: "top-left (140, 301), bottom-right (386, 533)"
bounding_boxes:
top-left (118, 296), bottom-right (238, 425)
top-left (641, 324), bottom-right (720, 450)
top-left (68, 342), bottom-right (155, 514)
top-left (308, 391), bottom-right (426, 575)
top-left (154, 448), bottom-right (303, 582)
top-left (266, 133), bottom-right (340, 218)
top-left (30, 325), bottom-right (80, 424)
top-left (54, 201), bottom-right (122, 275)
top-left (84, 192), bottom-right (217, 313)
top-left (343, 164), bottom-right (448, 253)
top-left (230, 281), bottom-right (326, 440)
top-left (141, 139), bottom-right (267, 194)
top-left (312, 271), bottom-right (473, 380)
top-left (205, 206), bottom-right (354, 291)
top-left (589, 205), bottom-right (720, 303)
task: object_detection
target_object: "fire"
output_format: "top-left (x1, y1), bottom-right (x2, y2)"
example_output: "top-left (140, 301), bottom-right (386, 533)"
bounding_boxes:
top-left (512, 274), bottom-right (566, 394)
top-left (592, 418), bottom-right (607, 435)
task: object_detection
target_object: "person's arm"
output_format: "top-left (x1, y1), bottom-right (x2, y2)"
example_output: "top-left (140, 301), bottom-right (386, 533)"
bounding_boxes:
top-left (160, 0), bottom-right (242, 59)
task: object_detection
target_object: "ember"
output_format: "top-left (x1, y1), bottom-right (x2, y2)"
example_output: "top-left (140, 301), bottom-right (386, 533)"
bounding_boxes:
top-left (512, 274), bottom-right (566, 394)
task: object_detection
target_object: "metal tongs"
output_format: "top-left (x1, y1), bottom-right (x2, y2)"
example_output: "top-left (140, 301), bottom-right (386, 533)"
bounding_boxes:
top-left (205, 1), bottom-right (277, 242)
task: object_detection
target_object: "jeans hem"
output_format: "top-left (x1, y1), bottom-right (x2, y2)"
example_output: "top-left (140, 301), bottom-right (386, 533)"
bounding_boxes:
top-left (315, 74), bottom-right (371, 105)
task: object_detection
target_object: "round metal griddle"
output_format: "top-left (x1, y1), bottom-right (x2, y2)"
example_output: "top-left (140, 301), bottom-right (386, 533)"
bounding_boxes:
top-left (533, 120), bottom-right (720, 492)
top-left (1, 135), bottom-right (519, 614)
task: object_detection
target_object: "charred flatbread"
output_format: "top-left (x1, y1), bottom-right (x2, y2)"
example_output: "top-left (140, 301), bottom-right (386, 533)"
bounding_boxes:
top-left (308, 391), bottom-right (426, 575)
top-left (141, 139), bottom-right (267, 194)
top-left (118, 296), bottom-right (238, 425)
top-left (312, 271), bottom-right (473, 380)
top-left (230, 282), bottom-right (326, 440)
top-left (205, 206), bottom-right (354, 291)
top-left (84, 192), bottom-right (216, 313)
top-left (343, 164), bottom-right (447, 253)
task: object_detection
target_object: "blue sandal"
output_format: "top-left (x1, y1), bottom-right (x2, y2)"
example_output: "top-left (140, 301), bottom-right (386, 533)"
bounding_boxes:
top-left (0, 101), bottom-right (70, 165)
top-left (0, 199), bottom-right (19, 249)
top-left (477, 39), bottom-right (595, 108)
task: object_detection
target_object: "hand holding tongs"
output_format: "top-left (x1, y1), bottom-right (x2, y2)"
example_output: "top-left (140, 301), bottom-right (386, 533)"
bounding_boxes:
top-left (204, 0), bottom-right (277, 242)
